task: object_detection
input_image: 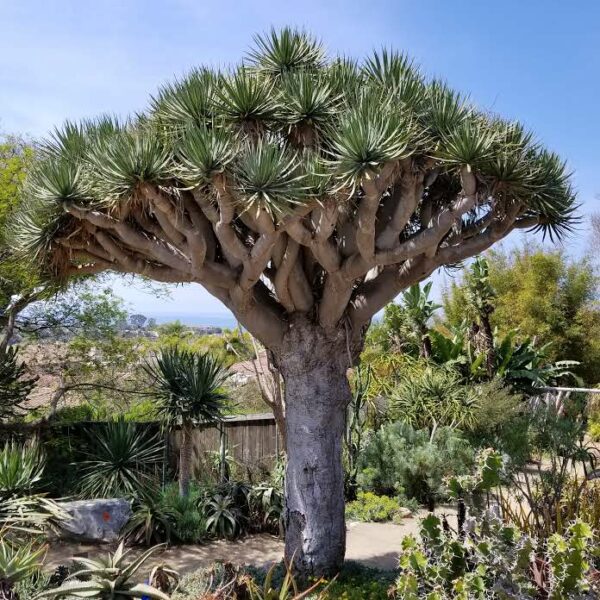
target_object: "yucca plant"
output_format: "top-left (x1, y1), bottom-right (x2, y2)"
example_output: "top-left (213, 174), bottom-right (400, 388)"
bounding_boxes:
top-left (400, 282), bottom-right (442, 359)
top-left (144, 348), bottom-right (230, 497)
top-left (0, 537), bottom-right (46, 600)
top-left (37, 542), bottom-right (171, 600)
top-left (11, 26), bottom-right (579, 579)
top-left (78, 418), bottom-right (164, 499)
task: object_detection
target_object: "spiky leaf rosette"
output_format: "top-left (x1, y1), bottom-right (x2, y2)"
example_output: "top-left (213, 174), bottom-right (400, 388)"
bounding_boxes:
top-left (11, 28), bottom-right (578, 349)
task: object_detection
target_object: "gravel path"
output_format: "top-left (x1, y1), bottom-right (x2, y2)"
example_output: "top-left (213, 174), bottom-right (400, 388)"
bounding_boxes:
top-left (45, 507), bottom-right (458, 574)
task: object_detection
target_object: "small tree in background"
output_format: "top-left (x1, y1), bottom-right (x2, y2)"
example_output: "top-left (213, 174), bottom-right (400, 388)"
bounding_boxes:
top-left (10, 28), bottom-right (578, 576)
top-left (0, 136), bottom-right (59, 353)
top-left (0, 347), bottom-right (36, 421)
top-left (144, 347), bottom-right (230, 497)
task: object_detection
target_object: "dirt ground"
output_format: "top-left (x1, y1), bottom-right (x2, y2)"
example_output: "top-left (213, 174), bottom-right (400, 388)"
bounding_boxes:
top-left (45, 508), bottom-right (458, 574)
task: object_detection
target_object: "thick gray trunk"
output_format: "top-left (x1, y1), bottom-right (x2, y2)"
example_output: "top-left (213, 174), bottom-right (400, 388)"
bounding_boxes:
top-left (276, 320), bottom-right (353, 578)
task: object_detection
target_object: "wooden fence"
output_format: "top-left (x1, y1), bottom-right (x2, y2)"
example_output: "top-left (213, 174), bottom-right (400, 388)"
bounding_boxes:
top-left (0, 412), bottom-right (282, 491)
top-left (168, 413), bottom-right (283, 481)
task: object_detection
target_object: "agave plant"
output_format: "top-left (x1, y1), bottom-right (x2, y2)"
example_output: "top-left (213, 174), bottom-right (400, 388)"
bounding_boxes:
top-left (144, 347), bottom-right (230, 497)
top-left (0, 442), bottom-right (63, 535)
top-left (78, 418), bottom-right (164, 499)
top-left (0, 537), bottom-right (46, 600)
top-left (203, 494), bottom-right (243, 539)
top-left (37, 542), bottom-right (171, 600)
top-left (249, 484), bottom-right (283, 534)
top-left (120, 494), bottom-right (175, 547)
top-left (0, 442), bottom-right (44, 497)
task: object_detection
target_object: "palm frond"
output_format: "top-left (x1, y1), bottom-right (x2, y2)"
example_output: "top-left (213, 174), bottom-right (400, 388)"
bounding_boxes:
top-left (87, 127), bottom-right (172, 202)
top-left (233, 139), bottom-right (309, 215)
top-left (176, 124), bottom-right (234, 185)
top-left (330, 91), bottom-right (415, 187)
top-left (247, 27), bottom-right (325, 75)
top-left (151, 68), bottom-right (216, 131)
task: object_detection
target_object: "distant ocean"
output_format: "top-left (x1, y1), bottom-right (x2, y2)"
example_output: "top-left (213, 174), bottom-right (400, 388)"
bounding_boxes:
top-left (145, 311), bottom-right (384, 329)
top-left (148, 313), bottom-right (238, 329)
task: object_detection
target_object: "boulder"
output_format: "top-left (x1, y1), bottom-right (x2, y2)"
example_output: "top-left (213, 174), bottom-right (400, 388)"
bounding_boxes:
top-left (57, 498), bottom-right (131, 543)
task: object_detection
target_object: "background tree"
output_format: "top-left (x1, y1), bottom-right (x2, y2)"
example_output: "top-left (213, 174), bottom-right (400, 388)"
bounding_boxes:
top-left (24, 285), bottom-right (140, 417)
top-left (0, 347), bottom-right (37, 421)
top-left (590, 211), bottom-right (600, 256)
top-left (144, 347), bottom-right (230, 497)
top-left (0, 135), bottom-right (47, 352)
top-left (10, 29), bottom-right (577, 576)
top-left (444, 245), bottom-right (600, 383)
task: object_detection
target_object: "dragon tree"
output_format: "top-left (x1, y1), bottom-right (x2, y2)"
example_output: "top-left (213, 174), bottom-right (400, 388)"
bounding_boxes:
top-left (11, 29), bottom-right (576, 577)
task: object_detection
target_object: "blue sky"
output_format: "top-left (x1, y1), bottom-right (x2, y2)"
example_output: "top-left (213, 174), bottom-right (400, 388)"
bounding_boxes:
top-left (2, 1), bottom-right (598, 321)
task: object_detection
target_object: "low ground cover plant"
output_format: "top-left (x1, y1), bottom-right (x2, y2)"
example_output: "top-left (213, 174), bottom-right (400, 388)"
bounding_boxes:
top-left (345, 491), bottom-right (411, 523)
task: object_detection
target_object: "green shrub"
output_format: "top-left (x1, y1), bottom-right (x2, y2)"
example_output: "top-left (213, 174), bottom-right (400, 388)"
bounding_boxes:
top-left (358, 423), bottom-right (474, 509)
top-left (51, 402), bottom-right (115, 424)
top-left (242, 561), bottom-right (394, 600)
top-left (346, 491), bottom-right (408, 523)
top-left (314, 562), bottom-right (394, 599)
top-left (588, 419), bottom-right (600, 442)
top-left (122, 399), bottom-right (159, 422)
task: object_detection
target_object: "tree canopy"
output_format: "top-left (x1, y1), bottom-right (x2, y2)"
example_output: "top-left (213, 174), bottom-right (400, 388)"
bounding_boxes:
top-left (9, 28), bottom-right (577, 350)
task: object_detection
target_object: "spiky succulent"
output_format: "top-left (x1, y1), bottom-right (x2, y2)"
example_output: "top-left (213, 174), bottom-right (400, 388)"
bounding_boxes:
top-left (9, 27), bottom-right (577, 346)
top-left (37, 542), bottom-right (171, 600)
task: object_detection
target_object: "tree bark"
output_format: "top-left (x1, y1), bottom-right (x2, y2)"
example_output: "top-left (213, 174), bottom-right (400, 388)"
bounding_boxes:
top-left (179, 423), bottom-right (193, 497)
top-left (275, 319), bottom-right (355, 578)
top-left (48, 374), bottom-right (67, 418)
